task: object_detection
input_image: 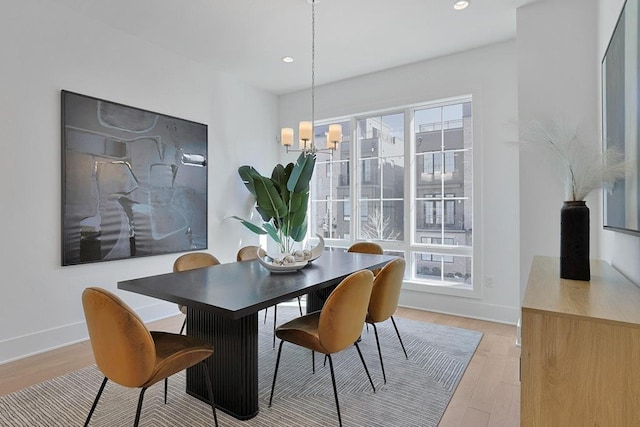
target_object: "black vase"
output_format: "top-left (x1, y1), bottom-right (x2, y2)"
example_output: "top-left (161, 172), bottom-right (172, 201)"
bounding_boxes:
top-left (560, 200), bottom-right (590, 281)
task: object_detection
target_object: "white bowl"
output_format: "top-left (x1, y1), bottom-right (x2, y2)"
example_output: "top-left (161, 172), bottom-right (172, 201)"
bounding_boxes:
top-left (256, 248), bottom-right (308, 273)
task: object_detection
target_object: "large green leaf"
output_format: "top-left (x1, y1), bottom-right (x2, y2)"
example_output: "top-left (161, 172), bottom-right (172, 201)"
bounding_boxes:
top-left (253, 175), bottom-right (287, 219)
top-left (289, 218), bottom-right (308, 242)
top-left (287, 153), bottom-right (316, 193)
top-left (288, 191), bottom-right (309, 228)
top-left (256, 206), bottom-right (271, 223)
top-left (229, 216), bottom-right (267, 235)
top-left (271, 163), bottom-right (289, 188)
top-left (238, 166), bottom-right (259, 197)
top-left (263, 223), bottom-right (281, 243)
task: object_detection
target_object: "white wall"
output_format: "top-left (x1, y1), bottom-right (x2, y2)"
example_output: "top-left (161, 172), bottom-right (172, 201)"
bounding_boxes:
top-left (517, 0), bottom-right (600, 295)
top-left (0, 0), bottom-right (278, 364)
top-left (280, 41), bottom-right (521, 324)
top-left (599, 0), bottom-right (640, 285)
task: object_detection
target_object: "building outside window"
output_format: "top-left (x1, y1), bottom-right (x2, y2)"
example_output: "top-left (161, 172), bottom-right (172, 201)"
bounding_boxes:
top-left (309, 97), bottom-right (473, 292)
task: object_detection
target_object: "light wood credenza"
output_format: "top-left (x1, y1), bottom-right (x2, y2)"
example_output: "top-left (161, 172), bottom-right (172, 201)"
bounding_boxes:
top-left (521, 256), bottom-right (640, 426)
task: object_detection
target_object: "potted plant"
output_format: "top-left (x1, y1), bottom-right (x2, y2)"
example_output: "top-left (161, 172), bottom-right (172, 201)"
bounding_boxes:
top-left (231, 152), bottom-right (316, 255)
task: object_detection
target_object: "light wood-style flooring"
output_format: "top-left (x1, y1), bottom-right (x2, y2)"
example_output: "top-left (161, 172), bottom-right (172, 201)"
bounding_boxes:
top-left (0, 307), bottom-right (520, 426)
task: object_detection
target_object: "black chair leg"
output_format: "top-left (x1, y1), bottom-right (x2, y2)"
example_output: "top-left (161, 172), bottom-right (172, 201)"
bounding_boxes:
top-left (297, 296), bottom-right (303, 316)
top-left (390, 316), bottom-right (408, 359)
top-left (354, 341), bottom-right (376, 393)
top-left (201, 361), bottom-right (219, 427)
top-left (164, 378), bottom-right (168, 404)
top-left (272, 304), bottom-right (278, 348)
top-left (326, 355), bottom-right (343, 427)
top-left (371, 323), bottom-right (386, 384)
top-left (269, 340), bottom-right (284, 407)
top-left (179, 317), bottom-right (186, 335)
top-left (264, 306), bottom-right (268, 324)
top-left (312, 350), bottom-right (315, 374)
top-left (133, 387), bottom-right (148, 427)
top-left (84, 377), bottom-right (108, 427)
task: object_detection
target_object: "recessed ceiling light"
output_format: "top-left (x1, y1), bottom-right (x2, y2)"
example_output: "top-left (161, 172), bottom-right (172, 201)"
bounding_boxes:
top-left (282, 56), bottom-right (294, 63)
top-left (453, 0), bottom-right (470, 10)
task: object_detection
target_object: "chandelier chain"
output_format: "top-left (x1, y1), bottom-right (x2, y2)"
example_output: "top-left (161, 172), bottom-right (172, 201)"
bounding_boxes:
top-left (311, 0), bottom-right (315, 136)
top-left (280, 0), bottom-right (340, 154)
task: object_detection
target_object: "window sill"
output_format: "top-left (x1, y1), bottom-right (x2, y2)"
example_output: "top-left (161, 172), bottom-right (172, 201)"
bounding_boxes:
top-left (402, 279), bottom-right (481, 299)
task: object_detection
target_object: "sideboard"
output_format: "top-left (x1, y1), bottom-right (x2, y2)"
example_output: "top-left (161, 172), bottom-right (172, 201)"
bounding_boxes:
top-left (521, 256), bottom-right (640, 426)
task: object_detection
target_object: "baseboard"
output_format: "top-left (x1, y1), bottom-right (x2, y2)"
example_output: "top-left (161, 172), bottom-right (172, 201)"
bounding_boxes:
top-left (0, 301), bottom-right (177, 365)
top-left (398, 290), bottom-right (520, 325)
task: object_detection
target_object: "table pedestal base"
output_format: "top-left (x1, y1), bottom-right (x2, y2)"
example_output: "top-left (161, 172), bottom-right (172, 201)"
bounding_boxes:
top-left (186, 308), bottom-right (259, 420)
top-left (307, 286), bottom-right (336, 312)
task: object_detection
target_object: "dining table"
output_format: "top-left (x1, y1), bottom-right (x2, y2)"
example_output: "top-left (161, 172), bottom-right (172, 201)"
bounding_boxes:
top-left (117, 250), bottom-right (395, 420)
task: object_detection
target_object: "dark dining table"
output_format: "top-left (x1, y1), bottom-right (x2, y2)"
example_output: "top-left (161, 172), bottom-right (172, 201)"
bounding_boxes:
top-left (117, 250), bottom-right (395, 420)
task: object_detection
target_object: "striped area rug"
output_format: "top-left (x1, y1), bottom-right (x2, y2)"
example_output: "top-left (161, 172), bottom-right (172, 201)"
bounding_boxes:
top-left (0, 307), bottom-right (482, 426)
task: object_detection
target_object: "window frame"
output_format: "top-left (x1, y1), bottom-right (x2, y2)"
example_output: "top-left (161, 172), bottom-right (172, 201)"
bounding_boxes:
top-left (309, 95), bottom-right (478, 298)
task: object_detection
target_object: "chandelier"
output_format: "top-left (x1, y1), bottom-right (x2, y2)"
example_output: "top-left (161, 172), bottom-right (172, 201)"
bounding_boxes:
top-left (280, 0), bottom-right (342, 154)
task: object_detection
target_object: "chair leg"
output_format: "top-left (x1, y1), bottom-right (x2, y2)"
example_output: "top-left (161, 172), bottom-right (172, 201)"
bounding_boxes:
top-left (264, 306), bottom-right (268, 323)
top-left (269, 340), bottom-right (284, 407)
top-left (354, 341), bottom-right (376, 393)
top-left (297, 296), bottom-right (303, 316)
top-left (164, 378), bottom-right (168, 404)
top-left (326, 355), bottom-right (343, 427)
top-left (83, 377), bottom-right (108, 427)
top-left (133, 387), bottom-right (148, 427)
top-left (201, 361), bottom-right (219, 427)
top-left (179, 317), bottom-right (186, 335)
top-left (312, 350), bottom-right (315, 374)
top-left (370, 323), bottom-right (386, 384)
top-left (272, 304), bottom-right (278, 348)
top-left (390, 316), bottom-right (408, 359)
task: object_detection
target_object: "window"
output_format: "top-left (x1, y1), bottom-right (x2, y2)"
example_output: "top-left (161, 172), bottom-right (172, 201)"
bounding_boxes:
top-left (309, 120), bottom-right (351, 239)
top-left (343, 196), bottom-right (350, 221)
top-left (444, 194), bottom-right (455, 225)
top-left (309, 97), bottom-right (473, 292)
top-left (420, 237), bottom-right (454, 262)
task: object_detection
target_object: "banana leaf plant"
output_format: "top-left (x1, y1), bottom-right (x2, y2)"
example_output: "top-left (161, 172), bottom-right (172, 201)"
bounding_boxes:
top-left (231, 152), bottom-right (316, 254)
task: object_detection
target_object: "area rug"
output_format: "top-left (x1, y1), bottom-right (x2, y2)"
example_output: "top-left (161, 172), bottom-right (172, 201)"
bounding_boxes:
top-left (0, 307), bottom-right (482, 426)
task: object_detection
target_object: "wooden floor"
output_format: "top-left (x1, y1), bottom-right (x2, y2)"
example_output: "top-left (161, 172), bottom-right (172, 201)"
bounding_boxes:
top-left (0, 307), bottom-right (520, 426)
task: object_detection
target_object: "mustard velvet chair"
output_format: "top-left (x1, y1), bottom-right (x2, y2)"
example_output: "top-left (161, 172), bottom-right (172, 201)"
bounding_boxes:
top-left (81, 287), bottom-right (218, 427)
top-left (366, 257), bottom-right (408, 384)
top-left (347, 241), bottom-right (384, 255)
top-left (173, 252), bottom-right (221, 334)
top-left (237, 246), bottom-right (303, 347)
top-left (236, 245), bottom-right (259, 261)
top-left (348, 242), bottom-right (384, 276)
top-left (269, 269), bottom-right (376, 427)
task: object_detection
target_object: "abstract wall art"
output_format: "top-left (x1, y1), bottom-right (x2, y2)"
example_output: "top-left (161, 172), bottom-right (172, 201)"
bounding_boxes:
top-left (61, 91), bottom-right (208, 265)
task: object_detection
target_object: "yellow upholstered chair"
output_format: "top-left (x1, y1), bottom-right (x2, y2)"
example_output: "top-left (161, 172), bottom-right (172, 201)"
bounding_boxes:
top-left (81, 287), bottom-right (218, 427)
top-left (366, 257), bottom-right (408, 383)
top-left (237, 246), bottom-right (303, 347)
top-left (269, 269), bottom-right (376, 427)
top-left (236, 245), bottom-right (260, 261)
top-left (173, 252), bottom-right (221, 334)
top-left (348, 241), bottom-right (384, 276)
top-left (347, 241), bottom-right (384, 255)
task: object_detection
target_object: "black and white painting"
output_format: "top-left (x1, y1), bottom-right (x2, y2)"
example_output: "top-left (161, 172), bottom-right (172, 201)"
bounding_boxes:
top-left (62, 91), bottom-right (208, 265)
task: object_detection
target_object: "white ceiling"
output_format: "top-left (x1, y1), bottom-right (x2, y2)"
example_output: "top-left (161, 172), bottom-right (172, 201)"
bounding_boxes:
top-left (53, 0), bottom-right (539, 95)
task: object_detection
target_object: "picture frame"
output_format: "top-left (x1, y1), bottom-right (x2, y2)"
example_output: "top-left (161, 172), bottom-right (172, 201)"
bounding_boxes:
top-left (61, 90), bottom-right (208, 265)
top-left (602, 0), bottom-right (640, 236)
